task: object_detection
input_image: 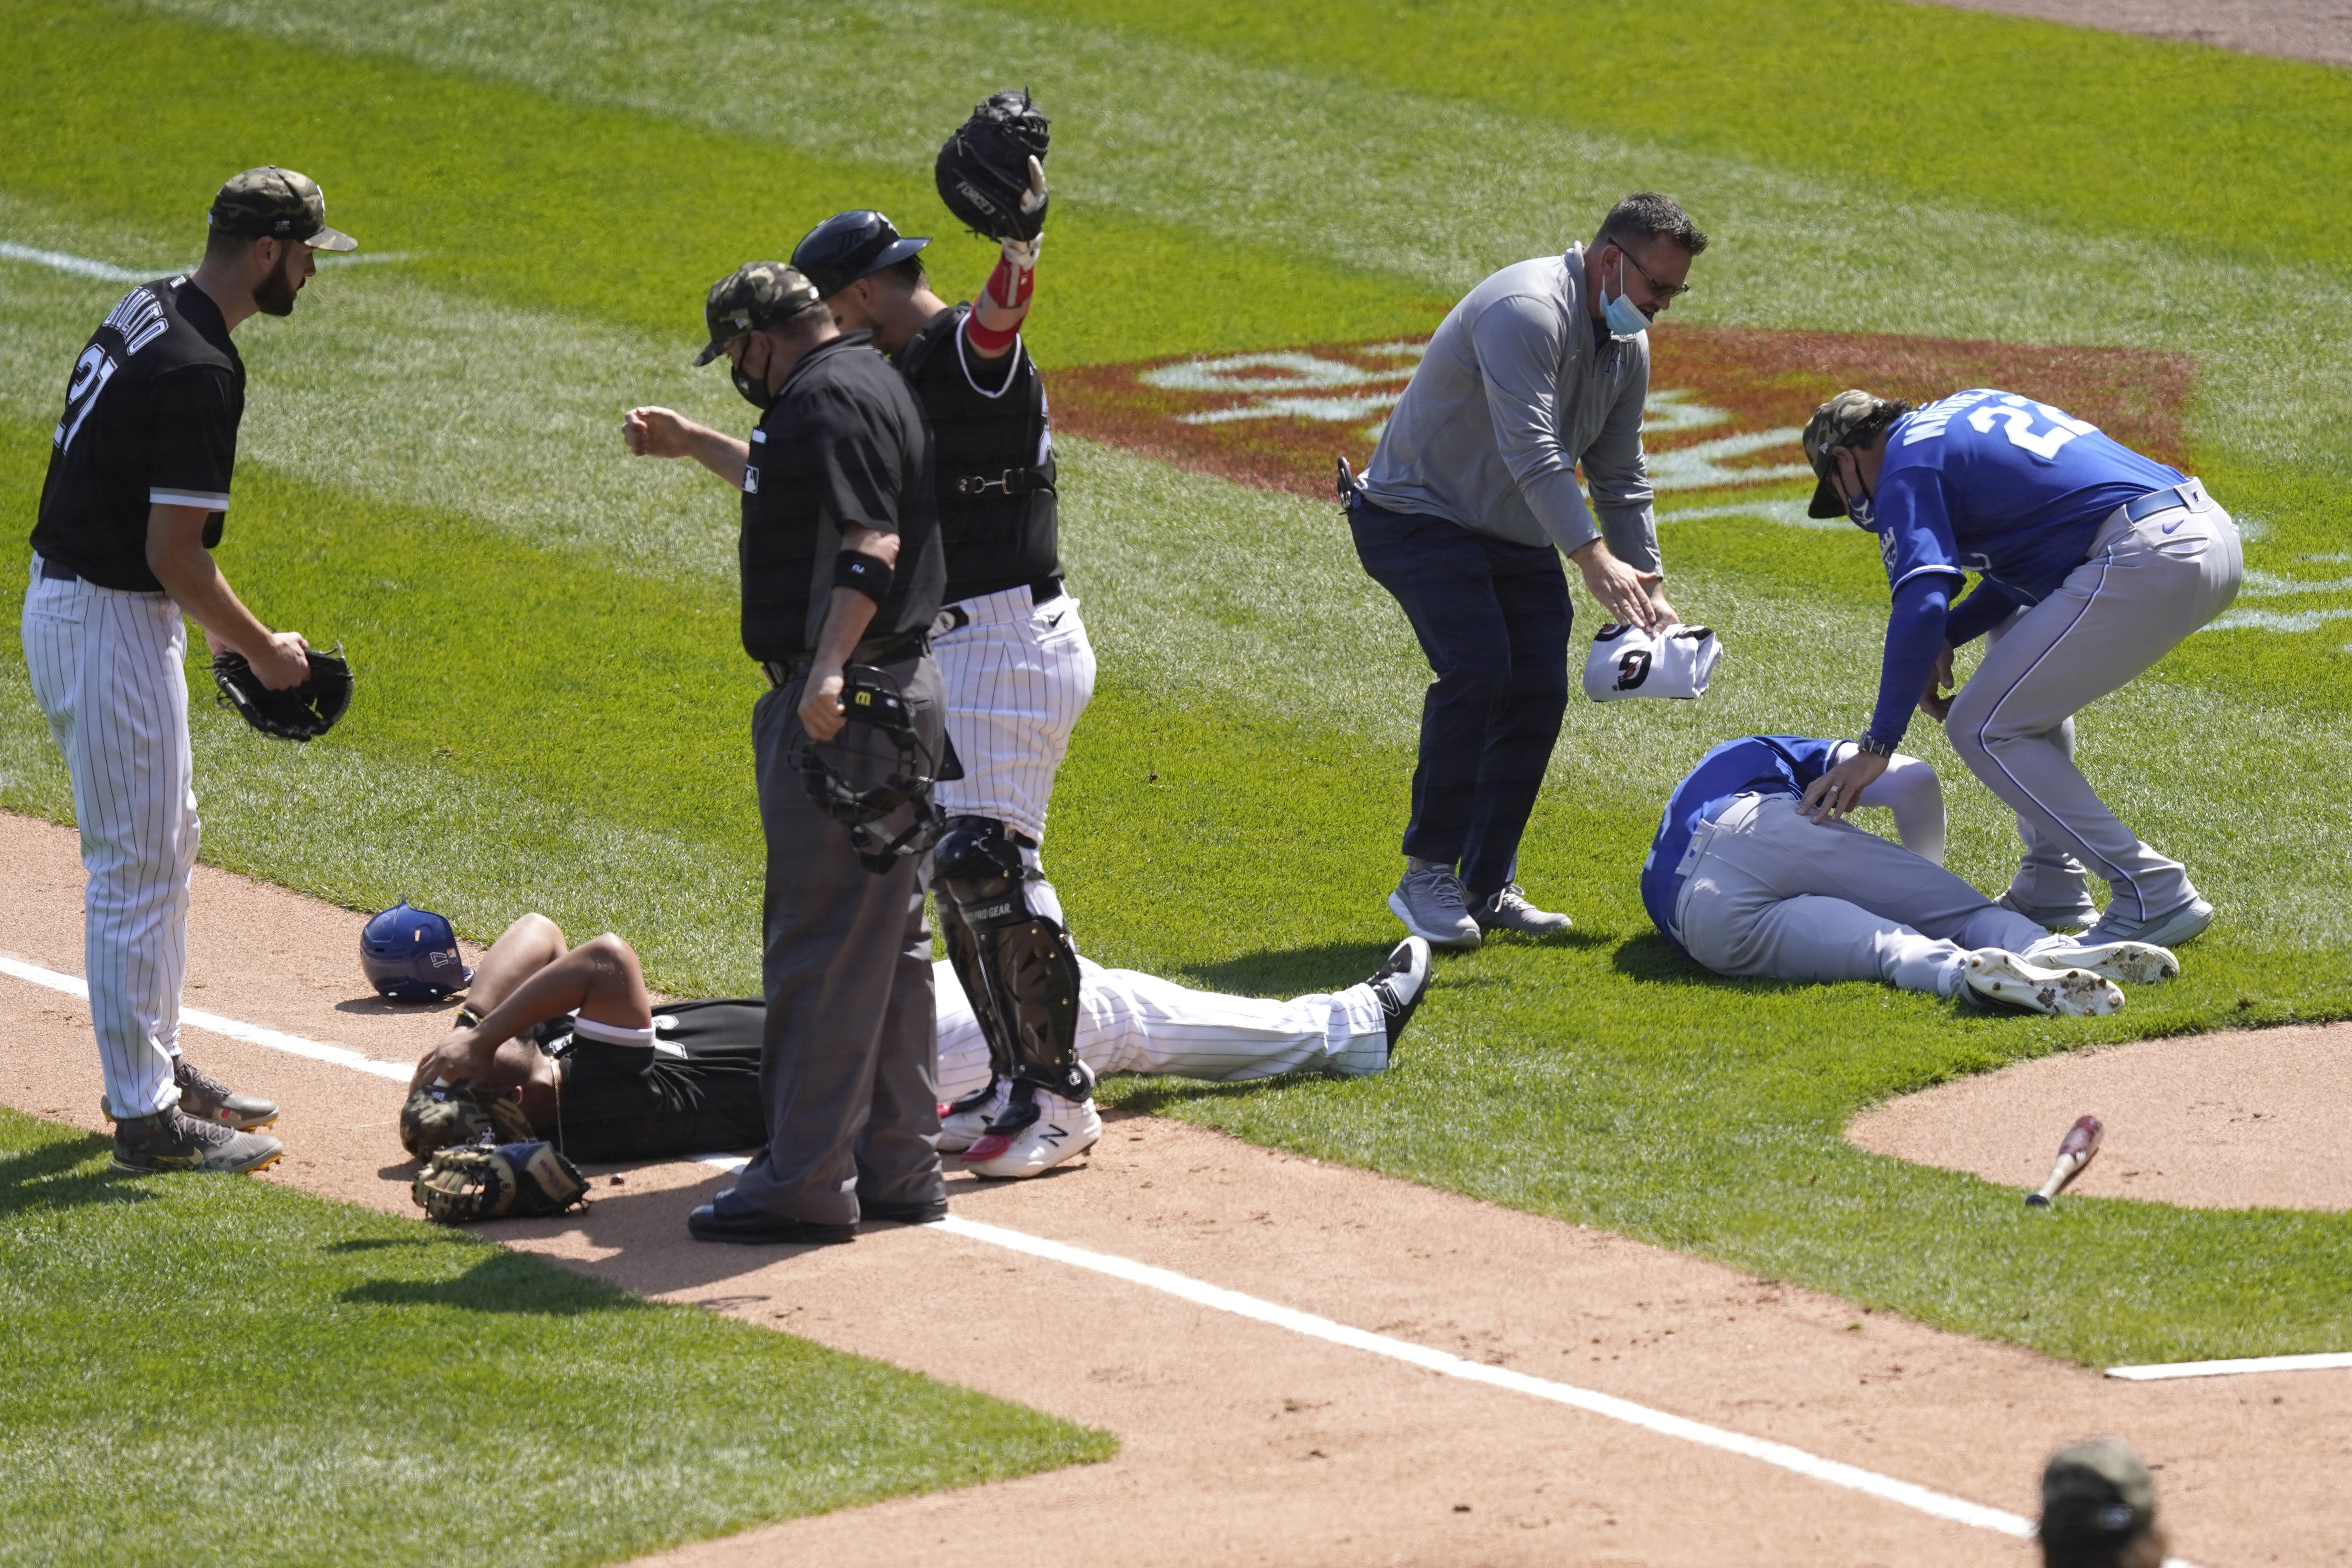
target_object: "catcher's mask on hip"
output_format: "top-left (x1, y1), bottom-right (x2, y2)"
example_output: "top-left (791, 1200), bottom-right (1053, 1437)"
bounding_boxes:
top-left (788, 663), bottom-right (944, 873)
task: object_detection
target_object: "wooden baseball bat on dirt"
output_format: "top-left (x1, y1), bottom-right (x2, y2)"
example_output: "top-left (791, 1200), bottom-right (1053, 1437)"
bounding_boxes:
top-left (2026, 1115), bottom-right (2102, 1206)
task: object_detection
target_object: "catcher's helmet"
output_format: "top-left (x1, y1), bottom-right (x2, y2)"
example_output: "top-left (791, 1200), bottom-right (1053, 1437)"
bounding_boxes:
top-left (791, 211), bottom-right (930, 300)
top-left (789, 664), bottom-right (945, 873)
top-left (361, 901), bottom-right (474, 1001)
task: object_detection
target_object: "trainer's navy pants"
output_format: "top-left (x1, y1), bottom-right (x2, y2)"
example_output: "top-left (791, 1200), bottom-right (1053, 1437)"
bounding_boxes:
top-left (1349, 501), bottom-right (1571, 904)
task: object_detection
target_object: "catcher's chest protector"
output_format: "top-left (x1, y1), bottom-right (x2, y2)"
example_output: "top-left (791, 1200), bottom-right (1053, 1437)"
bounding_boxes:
top-left (897, 308), bottom-right (1057, 602)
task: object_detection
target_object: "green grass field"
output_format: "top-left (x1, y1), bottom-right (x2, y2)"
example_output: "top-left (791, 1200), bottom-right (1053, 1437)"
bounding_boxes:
top-left (6, 1), bottom-right (2352, 1541)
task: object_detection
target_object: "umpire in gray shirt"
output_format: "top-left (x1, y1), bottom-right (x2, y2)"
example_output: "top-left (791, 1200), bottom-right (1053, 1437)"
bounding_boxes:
top-left (1350, 191), bottom-right (1707, 949)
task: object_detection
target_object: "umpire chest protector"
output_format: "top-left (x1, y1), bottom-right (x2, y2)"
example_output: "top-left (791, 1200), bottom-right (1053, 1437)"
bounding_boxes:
top-left (895, 306), bottom-right (1059, 606)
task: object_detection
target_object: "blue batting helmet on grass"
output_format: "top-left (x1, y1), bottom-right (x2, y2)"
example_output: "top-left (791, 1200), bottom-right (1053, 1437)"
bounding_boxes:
top-left (361, 901), bottom-right (474, 1000)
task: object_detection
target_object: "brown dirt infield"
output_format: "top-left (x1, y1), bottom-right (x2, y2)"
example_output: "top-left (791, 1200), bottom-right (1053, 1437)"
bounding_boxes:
top-left (1850, 1021), bottom-right (2352, 1212)
top-left (6, 811), bottom-right (2352, 1564)
top-left (1916, 0), bottom-right (2352, 70)
top-left (1050, 326), bottom-right (2193, 505)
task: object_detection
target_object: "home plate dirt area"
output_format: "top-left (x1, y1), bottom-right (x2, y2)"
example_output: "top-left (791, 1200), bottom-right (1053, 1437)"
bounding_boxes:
top-left (3, 812), bottom-right (2346, 1567)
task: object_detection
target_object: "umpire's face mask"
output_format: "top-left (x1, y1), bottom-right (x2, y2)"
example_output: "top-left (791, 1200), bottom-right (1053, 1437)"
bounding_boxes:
top-left (729, 333), bottom-right (778, 410)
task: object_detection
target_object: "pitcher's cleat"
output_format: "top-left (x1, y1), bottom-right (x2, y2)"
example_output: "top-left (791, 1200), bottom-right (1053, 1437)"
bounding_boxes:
top-left (937, 1076), bottom-right (1006, 1155)
top-left (110, 1107), bottom-right (284, 1175)
top-left (172, 1056), bottom-right (279, 1131)
top-left (1389, 865), bottom-right (1481, 950)
top-left (962, 1071), bottom-right (1101, 1180)
top-left (1996, 889), bottom-right (2097, 931)
top-left (1329, 936), bottom-right (1433, 1077)
top-left (1962, 950), bottom-right (2124, 1018)
top-left (1472, 883), bottom-right (1571, 936)
top-left (2082, 896), bottom-right (2214, 951)
top-left (2030, 939), bottom-right (2179, 987)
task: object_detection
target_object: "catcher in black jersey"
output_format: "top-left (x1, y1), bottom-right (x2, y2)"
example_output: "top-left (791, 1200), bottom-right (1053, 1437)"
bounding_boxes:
top-left (787, 91), bottom-right (1100, 1181)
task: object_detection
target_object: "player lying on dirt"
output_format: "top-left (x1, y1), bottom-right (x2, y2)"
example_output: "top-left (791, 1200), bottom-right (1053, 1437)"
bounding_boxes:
top-left (404, 915), bottom-right (1430, 1170)
top-left (1647, 735), bottom-right (2181, 1015)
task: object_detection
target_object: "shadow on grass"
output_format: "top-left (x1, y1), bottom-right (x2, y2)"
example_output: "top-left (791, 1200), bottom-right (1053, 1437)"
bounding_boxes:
top-left (1609, 932), bottom-right (1817, 995)
top-left (1179, 938), bottom-right (1411, 996)
top-left (340, 1246), bottom-right (647, 1315)
top-left (0, 1135), bottom-right (159, 1214)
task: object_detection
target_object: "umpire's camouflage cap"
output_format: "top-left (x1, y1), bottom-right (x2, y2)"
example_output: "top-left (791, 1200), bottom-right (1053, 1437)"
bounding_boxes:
top-left (1802, 388), bottom-right (1912, 518)
top-left (399, 1082), bottom-right (536, 1160)
top-left (693, 261), bottom-right (825, 365)
top-left (208, 166), bottom-right (358, 251)
top-left (2039, 1437), bottom-right (2157, 1545)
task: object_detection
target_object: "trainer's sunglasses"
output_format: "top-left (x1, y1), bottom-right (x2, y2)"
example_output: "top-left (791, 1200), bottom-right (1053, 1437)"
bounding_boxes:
top-left (1606, 237), bottom-right (1691, 302)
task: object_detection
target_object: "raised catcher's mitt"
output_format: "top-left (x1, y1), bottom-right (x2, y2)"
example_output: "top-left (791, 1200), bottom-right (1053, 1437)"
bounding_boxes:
top-left (400, 1083), bottom-right (537, 1161)
top-left (412, 1139), bottom-right (590, 1224)
top-left (936, 88), bottom-right (1050, 241)
top-left (211, 644), bottom-right (352, 742)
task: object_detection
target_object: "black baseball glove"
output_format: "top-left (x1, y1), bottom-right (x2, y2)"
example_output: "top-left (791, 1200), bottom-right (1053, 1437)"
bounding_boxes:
top-left (936, 88), bottom-right (1051, 241)
top-left (412, 1140), bottom-right (591, 1224)
top-left (211, 644), bottom-right (353, 742)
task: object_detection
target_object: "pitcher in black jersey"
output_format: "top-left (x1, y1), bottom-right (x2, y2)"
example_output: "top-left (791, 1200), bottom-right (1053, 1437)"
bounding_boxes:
top-left (25, 167), bottom-right (354, 1178)
top-left (791, 190), bottom-right (1102, 1181)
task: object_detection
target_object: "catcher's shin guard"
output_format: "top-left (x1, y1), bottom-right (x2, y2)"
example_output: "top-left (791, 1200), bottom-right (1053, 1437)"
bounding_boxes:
top-left (934, 815), bottom-right (1086, 1104)
top-left (935, 876), bottom-right (1016, 1086)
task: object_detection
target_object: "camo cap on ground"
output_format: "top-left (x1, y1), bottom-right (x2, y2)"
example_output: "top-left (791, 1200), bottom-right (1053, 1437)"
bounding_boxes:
top-left (207, 166), bottom-right (357, 251)
top-left (694, 261), bottom-right (825, 365)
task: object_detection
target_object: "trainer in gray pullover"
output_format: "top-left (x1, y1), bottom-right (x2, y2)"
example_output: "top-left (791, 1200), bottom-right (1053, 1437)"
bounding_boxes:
top-left (1360, 244), bottom-right (1658, 575)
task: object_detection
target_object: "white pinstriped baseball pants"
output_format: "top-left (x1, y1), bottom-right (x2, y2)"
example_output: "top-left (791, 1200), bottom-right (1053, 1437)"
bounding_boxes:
top-left (21, 557), bottom-right (199, 1117)
top-left (934, 583), bottom-right (1095, 848)
top-left (933, 956), bottom-right (1387, 1105)
top-left (1946, 493), bottom-right (2242, 924)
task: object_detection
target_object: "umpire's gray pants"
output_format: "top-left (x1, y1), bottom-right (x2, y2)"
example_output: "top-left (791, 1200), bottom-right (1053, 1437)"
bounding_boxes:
top-left (731, 652), bottom-right (945, 1226)
top-left (1946, 488), bottom-right (2242, 924)
top-left (1674, 794), bottom-right (2049, 994)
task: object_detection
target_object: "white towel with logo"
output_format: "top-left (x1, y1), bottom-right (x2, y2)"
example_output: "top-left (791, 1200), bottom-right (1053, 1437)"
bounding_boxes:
top-left (1583, 622), bottom-right (1721, 702)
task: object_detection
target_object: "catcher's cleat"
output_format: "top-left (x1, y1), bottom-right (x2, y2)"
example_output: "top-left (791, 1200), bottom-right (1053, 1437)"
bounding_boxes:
top-left (1472, 882), bottom-right (1571, 936)
top-left (937, 1076), bottom-right (1007, 1155)
top-left (2082, 895), bottom-right (2214, 951)
top-left (1329, 936), bottom-right (1432, 1077)
top-left (1389, 865), bottom-right (1481, 950)
top-left (172, 1056), bottom-right (278, 1131)
top-left (1996, 889), bottom-right (2098, 931)
top-left (962, 1074), bottom-right (1100, 1180)
top-left (110, 1107), bottom-right (284, 1175)
top-left (2030, 939), bottom-right (2180, 987)
top-left (1961, 951), bottom-right (2124, 1018)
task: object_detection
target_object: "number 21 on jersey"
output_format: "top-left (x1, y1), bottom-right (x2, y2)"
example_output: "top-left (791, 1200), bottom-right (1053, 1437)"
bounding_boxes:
top-left (53, 346), bottom-right (119, 454)
top-left (1966, 393), bottom-right (2097, 462)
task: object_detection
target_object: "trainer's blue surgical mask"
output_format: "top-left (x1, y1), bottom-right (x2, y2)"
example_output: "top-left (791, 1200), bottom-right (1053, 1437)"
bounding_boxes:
top-left (1600, 253), bottom-right (1650, 339)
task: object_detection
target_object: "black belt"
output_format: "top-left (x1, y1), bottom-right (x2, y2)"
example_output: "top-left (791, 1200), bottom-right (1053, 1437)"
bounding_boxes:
top-left (952, 466), bottom-right (1055, 498)
top-left (2123, 481), bottom-right (2203, 523)
top-left (937, 575), bottom-right (1063, 633)
top-left (37, 557), bottom-right (78, 583)
top-left (760, 628), bottom-right (929, 689)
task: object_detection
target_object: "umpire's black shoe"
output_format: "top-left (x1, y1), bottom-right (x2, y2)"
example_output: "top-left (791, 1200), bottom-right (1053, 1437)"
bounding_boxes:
top-left (111, 1107), bottom-right (284, 1175)
top-left (173, 1056), bottom-right (279, 1131)
top-left (862, 1196), bottom-right (949, 1225)
top-left (687, 1187), bottom-right (856, 1246)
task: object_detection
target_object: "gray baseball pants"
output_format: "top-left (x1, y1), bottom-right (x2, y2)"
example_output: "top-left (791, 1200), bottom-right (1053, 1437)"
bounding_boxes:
top-left (1945, 487), bottom-right (2242, 924)
top-left (1673, 794), bottom-right (2050, 994)
top-left (731, 652), bottom-right (946, 1226)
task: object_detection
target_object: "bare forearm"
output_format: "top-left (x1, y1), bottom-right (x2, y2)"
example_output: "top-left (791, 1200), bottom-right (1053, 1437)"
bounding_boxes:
top-left (811, 588), bottom-right (880, 665)
top-left (145, 509), bottom-right (270, 655)
top-left (684, 423), bottom-right (751, 487)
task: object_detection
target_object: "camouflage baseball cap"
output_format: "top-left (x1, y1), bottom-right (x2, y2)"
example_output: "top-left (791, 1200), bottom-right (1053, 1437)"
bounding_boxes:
top-left (1802, 388), bottom-right (1911, 518)
top-left (694, 261), bottom-right (825, 365)
top-left (207, 166), bottom-right (357, 251)
top-left (2040, 1437), bottom-right (2157, 1544)
top-left (399, 1082), bottom-right (536, 1160)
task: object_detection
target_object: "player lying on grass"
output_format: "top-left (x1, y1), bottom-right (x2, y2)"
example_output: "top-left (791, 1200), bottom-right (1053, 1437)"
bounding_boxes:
top-left (405, 915), bottom-right (1431, 1169)
top-left (1647, 736), bottom-right (2179, 1015)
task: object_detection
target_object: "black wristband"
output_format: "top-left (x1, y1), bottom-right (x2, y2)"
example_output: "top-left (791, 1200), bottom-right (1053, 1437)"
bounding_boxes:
top-left (833, 551), bottom-right (894, 604)
top-left (1855, 732), bottom-right (1897, 757)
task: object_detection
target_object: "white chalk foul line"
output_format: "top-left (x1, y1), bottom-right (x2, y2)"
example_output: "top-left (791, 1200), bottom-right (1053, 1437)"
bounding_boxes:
top-left (0, 954), bottom-right (411, 1082)
top-left (2109, 1351), bottom-right (2352, 1381)
top-left (10, 963), bottom-right (2218, 1561)
top-left (1, 240), bottom-right (422, 282)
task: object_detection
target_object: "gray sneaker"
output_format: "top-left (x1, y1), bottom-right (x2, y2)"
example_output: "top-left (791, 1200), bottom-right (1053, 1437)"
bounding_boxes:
top-left (1388, 866), bottom-right (1480, 950)
top-left (2083, 896), bottom-right (2213, 950)
top-left (1997, 889), bottom-right (2097, 931)
top-left (1472, 883), bottom-right (1571, 936)
top-left (110, 1107), bottom-right (284, 1175)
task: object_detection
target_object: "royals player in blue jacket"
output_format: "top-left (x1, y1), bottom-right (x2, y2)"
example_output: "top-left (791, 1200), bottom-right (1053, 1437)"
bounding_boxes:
top-left (1794, 389), bottom-right (2242, 947)
top-left (1646, 734), bottom-right (2177, 1014)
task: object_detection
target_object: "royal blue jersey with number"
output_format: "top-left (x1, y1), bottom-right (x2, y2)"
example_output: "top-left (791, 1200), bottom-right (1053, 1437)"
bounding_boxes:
top-left (1641, 735), bottom-right (1845, 952)
top-left (1870, 389), bottom-right (2184, 605)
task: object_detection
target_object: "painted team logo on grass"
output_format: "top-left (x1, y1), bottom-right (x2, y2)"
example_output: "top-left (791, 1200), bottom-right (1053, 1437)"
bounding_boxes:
top-left (1052, 327), bottom-right (2192, 525)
